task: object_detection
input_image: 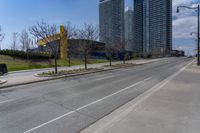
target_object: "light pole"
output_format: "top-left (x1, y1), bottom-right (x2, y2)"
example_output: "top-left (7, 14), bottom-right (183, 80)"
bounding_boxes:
top-left (191, 32), bottom-right (200, 55)
top-left (177, 5), bottom-right (200, 66)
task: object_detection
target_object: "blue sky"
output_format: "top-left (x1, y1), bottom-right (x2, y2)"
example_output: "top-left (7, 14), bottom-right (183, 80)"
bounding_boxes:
top-left (0, 0), bottom-right (197, 55)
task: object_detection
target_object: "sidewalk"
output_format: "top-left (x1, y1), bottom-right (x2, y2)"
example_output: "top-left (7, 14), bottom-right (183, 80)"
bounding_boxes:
top-left (0, 58), bottom-right (163, 88)
top-left (82, 61), bottom-right (200, 133)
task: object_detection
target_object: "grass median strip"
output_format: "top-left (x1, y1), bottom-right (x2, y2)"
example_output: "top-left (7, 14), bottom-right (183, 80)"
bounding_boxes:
top-left (36, 68), bottom-right (103, 77)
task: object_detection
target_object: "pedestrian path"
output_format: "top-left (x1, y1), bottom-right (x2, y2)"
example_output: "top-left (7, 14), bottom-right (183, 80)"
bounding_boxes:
top-left (187, 62), bottom-right (200, 73)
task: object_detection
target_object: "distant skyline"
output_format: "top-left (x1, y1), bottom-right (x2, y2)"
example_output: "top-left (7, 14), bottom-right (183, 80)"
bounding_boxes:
top-left (0, 0), bottom-right (198, 55)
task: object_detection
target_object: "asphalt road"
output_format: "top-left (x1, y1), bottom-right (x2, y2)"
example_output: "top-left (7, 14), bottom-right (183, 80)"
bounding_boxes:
top-left (0, 57), bottom-right (192, 133)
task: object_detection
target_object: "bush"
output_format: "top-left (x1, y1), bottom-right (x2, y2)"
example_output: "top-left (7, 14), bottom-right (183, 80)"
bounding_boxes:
top-left (124, 53), bottom-right (130, 60)
top-left (0, 49), bottom-right (52, 60)
top-left (131, 53), bottom-right (139, 59)
top-left (147, 53), bottom-right (152, 58)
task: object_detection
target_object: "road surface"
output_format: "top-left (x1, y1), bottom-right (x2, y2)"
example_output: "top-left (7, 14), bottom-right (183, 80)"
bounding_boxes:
top-left (0, 57), bottom-right (191, 133)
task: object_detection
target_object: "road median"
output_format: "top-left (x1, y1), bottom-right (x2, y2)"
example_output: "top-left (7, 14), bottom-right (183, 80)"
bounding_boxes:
top-left (0, 64), bottom-right (141, 89)
top-left (0, 58), bottom-right (167, 89)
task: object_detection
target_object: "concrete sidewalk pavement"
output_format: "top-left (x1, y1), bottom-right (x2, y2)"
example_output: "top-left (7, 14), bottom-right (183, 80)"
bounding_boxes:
top-left (82, 60), bottom-right (200, 133)
top-left (0, 58), bottom-right (164, 88)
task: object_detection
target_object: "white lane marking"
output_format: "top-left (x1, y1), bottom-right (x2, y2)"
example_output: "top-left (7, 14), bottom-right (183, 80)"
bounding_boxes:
top-left (96, 76), bottom-right (114, 81)
top-left (119, 68), bottom-right (132, 72)
top-left (0, 99), bottom-right (15, 104)
top-left (77, 77), bottom-right (152, 111)
top-left (93, 60), bottom-right (194, 133)
top-left (23, 77), bottom-right (152, 133)
top-left (96, 73), bottom-right (112, 77)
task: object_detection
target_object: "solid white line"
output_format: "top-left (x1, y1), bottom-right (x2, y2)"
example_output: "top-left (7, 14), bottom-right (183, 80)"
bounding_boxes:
top-left (119, 68), bottom-right (132, 72)
top-left (23, 111), bottom-right (75, 133)
top-left (78, 77), bottom-right (151, 111)
top-left (96, 76), bottom-right (114, 81)
top-left (0, 99), bottom-right (15, 104)
top-left (23, 77), bottom-right (152, 133)
top-left (93, 60), bottom-right (194, 133)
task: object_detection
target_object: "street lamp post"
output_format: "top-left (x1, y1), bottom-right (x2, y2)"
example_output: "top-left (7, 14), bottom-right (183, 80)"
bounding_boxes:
top-left (191, 32), bottom-right (200, 55)
top-left (177, 5), bottom-right (200, 66)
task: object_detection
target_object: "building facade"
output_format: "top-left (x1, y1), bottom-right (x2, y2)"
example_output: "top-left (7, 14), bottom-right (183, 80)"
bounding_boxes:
top-left (36, 26), bottom-right (106, 59)
top-left (124, 7), bottom-right (134, 51)
top-left (134, 0), bottom-right (172, 56)
top-left (99, 0), bottom-right (125, 48)
top-left (134, 0), bottom-right (144, 55)
top-left (36, 39), bottom-right (106, 59)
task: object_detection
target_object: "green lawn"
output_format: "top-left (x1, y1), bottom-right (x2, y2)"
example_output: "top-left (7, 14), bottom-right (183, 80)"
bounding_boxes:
top-left (0, 55), bottom-right (108, 72)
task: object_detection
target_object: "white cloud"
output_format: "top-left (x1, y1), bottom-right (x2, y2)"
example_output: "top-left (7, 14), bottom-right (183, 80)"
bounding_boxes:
top-left (172, 0), bottom-right (199, 39)
top-left (173, 16), bottom-right (197, 39)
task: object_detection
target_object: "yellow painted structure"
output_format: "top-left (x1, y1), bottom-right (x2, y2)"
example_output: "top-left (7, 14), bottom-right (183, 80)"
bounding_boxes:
top-left (37, 34), bottom-right (60, 46)
top-left (37, 25), bottom-right (68, 59)
top-left (60, 25), bottom-right (68, 59)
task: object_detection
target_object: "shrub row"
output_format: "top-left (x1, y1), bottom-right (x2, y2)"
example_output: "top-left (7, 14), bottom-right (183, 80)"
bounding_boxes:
top-left (0, 49), bottom-right (53, 60)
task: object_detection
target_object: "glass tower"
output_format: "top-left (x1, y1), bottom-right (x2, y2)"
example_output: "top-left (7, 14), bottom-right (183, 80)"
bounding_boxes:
top-left (99, 0), bottom-right (125, 48)
top-left (134, 0), bottom-right (172, 56)
top-left (125, 7), bottom-right (134, 51)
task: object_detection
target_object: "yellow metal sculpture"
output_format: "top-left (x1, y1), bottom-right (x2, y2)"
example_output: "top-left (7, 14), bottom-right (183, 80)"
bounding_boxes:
top-left (60, 25), bottom-right (68, 59)
top-left (37, 25), bottom-right (68, 59)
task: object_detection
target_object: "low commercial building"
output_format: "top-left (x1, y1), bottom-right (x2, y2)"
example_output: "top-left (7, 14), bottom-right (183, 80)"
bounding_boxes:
top-left (34, 39), bottom-right (106, 59)
top-left (171, 50), bottom-right (185, 57)
top-left (33, 26), bottom-right (106, 59)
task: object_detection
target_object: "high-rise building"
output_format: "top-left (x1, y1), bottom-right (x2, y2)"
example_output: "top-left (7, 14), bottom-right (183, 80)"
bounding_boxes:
top-left (134, 0), bottom-right (172, 56)
top-left (124, 7), bottom-right (134, 51)
top-left (99, 0), bottom-right (125, 48)
top-left (134, 0), bottom-right (144, 55)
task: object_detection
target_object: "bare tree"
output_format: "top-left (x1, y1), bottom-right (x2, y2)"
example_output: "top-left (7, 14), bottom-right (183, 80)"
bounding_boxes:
top-left (10, 32), bottom-right (19, 50)
top-left (63, 22), bottom-right (78, 67)
top-left (105, 37), bottom-right (113, 66)
top-left (0, 26), bottom-right (5, 50)
top-left (64, 22), bottom-right (78, 39)
top-left (119, 40), bottom-right (127, 64)
top-left (30, 21), bottom-right (59, 73)
top-left (107, 47), bottom-right (115, 66)
top-left (20, 30), bottom-right (32, 51)
top-left (77, 23), bottom-right (99, 70)
top-left (20, 30), bottom-right (32, 61)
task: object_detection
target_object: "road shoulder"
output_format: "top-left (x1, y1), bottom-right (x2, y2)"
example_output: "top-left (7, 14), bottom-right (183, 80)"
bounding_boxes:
top-left (81, 60), bottom-right (199, 133)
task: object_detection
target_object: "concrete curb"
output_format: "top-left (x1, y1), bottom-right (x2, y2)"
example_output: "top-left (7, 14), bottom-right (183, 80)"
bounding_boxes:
top-left (0, 64), bottom-right (141, 90)
top-left (33, 68), bottom-right (105, 78)
top-left (0, 79), bottom-right (7, 85)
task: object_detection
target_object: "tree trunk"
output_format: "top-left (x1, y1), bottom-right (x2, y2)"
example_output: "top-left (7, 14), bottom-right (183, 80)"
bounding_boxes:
top-left (26, 50), bottom-right (29, 62)
top-left (68, 56), bottom-right (71, 67)
top-left (109, 53), bottom-right (112, 66)
top-left (123, 54), bottom-right (125, 64)
top-left (84, 54), bottom-right (87, 70)
top-left (54, 57), bottom-right (58, 74)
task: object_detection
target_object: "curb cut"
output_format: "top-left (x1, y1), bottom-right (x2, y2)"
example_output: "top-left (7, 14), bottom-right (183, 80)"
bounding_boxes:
top-left (0, 79), bottom-right (7, 85)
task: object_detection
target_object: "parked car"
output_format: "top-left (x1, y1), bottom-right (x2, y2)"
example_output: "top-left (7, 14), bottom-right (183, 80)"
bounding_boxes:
top-left (0, 64), bottom-right (8, 76)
